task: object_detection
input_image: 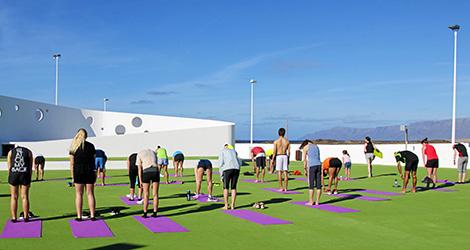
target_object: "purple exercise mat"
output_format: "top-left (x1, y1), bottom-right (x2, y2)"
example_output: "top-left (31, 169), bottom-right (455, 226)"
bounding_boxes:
top-left (193, 194), bottom-right (221, 203)
top-left (432, 188), bottom-right (456, 192)
top-left (69, 219), bottom-right (114, 238)
top-left (291, 201), bottom-right (360, 213)
top-left (357, 189), bottom-right (403, 196)
top-left (263, 188), bottom-right (301, 195)
top-left (133, 216), bottom-right (188, 233)
top-left (0, 219), bottom-right (42, 238)
top-left (294, 178), bottom-right (307, 182)
top-left (99, 183), bottom-right (128, 187)
top-left (330, 193), bottom-right (389, 201)
top-left (223, 210), bottom-right (292, 225)
top-left (119, 196), bottom-right (152, 205)
top-left (242, 179), bottom-right (265, 184)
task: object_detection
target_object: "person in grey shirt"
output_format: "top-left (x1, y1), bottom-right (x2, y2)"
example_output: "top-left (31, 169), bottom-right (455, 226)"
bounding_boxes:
top-left (219, 144), bottom-right (240, 210)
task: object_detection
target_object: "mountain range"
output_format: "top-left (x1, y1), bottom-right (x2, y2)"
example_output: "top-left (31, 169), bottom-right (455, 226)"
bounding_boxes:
top-left (301, 118), bottom-right (470, 141)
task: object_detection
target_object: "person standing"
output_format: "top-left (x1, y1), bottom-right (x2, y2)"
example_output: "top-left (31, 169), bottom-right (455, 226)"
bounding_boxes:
top-left (453, 143), bottom-right (468, 183)
top-left (33, 154), bottom-right (46, 181)
top-left (342, 150), bottom-right (352, 180)
top-left (394, 151), bottom-right (419, 193)
top-left (301, 140), bottom-right (322, 206)
top-left (95, 149), bottom-right (107, 186)
top-left (127, 153), bottom-right (142, 201)
top-left (219, 144), bottom-right (240, 210)
top-left (172, 150), bottom-right (185, 177)
top-left (271, 128), bottom-right (291, 191)
top-left (250, 146), bottom-right (266, 182)
top-left (156, 146), bottom-right (170, 184)
top-left (364, 136), bottom-right (375, 178)
top-left (137, 149), bottom-right (160, 218)
top-left (421, 138), bottom-right (439, 188)
top-left (7, 145), bottom-right (33, 222)
top-left (69, 129), bottom-right (97, 221)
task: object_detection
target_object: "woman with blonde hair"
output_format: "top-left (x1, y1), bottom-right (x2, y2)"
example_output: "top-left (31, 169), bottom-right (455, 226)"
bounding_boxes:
top-left (69, 128), bottom-right (97, 221)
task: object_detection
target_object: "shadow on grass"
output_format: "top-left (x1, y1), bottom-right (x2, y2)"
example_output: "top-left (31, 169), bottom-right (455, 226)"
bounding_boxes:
top-left (104, 204), bottom-right (197, 220)
top-left (0, 194), bottom-right (10, 197)
top-left (88, 243), bottom-right (145, 250)
top-left (163, 203), bottom-right (225, 217)
top-left (416, 182), bottom-right (456, 192)
top-left (236, 198), bottom-right (293, 209)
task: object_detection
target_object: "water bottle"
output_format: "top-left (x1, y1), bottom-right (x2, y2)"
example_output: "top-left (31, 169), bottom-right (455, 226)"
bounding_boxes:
top-left (186, 190), bottom-right (191, 201)
top-left (393, 179), bottom-right (398, 188)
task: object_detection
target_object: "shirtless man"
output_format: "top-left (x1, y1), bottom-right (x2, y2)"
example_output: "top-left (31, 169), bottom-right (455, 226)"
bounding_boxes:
top-left (270, 128), bottom-right (291, 191)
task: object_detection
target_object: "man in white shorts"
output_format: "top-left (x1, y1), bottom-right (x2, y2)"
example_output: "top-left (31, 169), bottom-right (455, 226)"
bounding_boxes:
top-left (271, 128), bottom-right (291, 191)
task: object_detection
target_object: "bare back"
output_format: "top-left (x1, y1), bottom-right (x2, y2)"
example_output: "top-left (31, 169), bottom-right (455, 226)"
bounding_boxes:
top-left (273, 137), bottom-right (290, 156)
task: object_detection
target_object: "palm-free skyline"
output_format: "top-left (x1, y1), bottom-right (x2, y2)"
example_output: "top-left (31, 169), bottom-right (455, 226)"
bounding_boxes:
top-left (0, 0), bottom-right (469, 139)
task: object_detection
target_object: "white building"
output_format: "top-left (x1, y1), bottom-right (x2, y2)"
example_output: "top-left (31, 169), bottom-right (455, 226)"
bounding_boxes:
top-left (0, 95), bottom-right (235, 157)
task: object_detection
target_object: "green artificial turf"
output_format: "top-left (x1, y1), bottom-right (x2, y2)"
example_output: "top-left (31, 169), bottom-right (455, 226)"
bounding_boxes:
top-left (0, 162), bottom-right (468, 250)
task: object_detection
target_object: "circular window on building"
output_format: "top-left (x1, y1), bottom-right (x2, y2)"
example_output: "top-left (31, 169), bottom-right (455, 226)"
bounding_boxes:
top-left (86, 116), bottom-right (93, 125)
top-left (115, 125), bottom-right (126, 135)
top-left (14, 105), bottom-right (20, 111)
top-left (132, 117), bottom-right (143, 127)
top-left (35, 109), bottom-right (45, 122)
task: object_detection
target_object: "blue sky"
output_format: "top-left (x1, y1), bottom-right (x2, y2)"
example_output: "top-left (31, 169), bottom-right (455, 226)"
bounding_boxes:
top-left (1, 0), bottom-right (469, 140)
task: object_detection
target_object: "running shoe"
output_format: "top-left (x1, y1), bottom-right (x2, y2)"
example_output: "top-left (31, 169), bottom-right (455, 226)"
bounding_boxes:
top-left (207, 196), bottom-right (218, 202)
top-left (192, 194), bottom-right (200, 200)
top-left (137, 199), bottom-right (143, 205)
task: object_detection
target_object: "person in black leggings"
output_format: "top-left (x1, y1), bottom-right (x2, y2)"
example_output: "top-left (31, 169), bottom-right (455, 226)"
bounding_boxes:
top-left (127, 153), bottom-right (142, 201)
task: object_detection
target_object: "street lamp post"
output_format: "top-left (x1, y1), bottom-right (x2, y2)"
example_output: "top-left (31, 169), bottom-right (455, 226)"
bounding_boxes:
top-left (449, 25), bottom-right (460, 145)
top-left (53, 54), bottom-right (61, 105)
top-left (249, 79), bottom-right (256, 145)
top-left (400, 125), bottom-right (409, 150)
top-left (103, 98), bottom-right (109, 112)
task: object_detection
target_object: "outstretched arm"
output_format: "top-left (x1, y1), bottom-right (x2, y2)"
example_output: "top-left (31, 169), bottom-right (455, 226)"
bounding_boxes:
top-left (396, 162), bottom-right (403, 180)
top-left (453, 149), bottom-right (457, 165)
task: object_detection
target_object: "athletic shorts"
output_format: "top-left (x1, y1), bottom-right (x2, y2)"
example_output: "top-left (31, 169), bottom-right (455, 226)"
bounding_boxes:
top-left (142, 168), bottom-right (160, 183)
top-left (425, 159), bottom-right (439, 168)
top-left (129, 169), bottom-right (139, 189)
top-left (8, 173), bottom-right (32, 186)
top-left (158, 158), bottom-right (169, 166)
top-left (275, 155), bottom-right (289, 171)
top-left (329, 158), bottom-right (342, 168)
top-left (197, 159), bottom-right (212, 171)
top-left (457, 157), bottom-right (468, 173)
top-left (344, 162), bottom-right (352, 169)
top-left (73, 171), bottom-right (97, 184)
top-left (365, 153), bottom-right (375, 161)
top-left (308, 165), bottom-right (322, 189)
top-left (34, 156), bottom-right (45, 166)
top-left (174, 154), bottom-right (184, 162)
top-left (405, 159), bottom-right (419, 172)
top-left (256, 156), bottom-right (266, 168)
top-left (95, 157), bottom-right (106, 170)
top-left (223, 169), bottom-right (240, 190)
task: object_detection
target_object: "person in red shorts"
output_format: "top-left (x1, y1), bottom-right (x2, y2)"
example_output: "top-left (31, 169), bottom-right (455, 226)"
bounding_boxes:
top-left (421, 138), bottom-right (439, 188)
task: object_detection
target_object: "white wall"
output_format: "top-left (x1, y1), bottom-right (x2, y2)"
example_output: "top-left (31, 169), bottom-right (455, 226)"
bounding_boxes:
top-left (235, 143), bottom-right (464, 169)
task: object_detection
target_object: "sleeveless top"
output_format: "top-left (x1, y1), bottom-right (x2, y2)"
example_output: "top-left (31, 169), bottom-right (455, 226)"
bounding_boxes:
top-left (307, 144), bottom-right (321, 167)
top-left (365, 142), bottom-right (374, 153)
top-left (424, 144), bottom-right (438, 160)
top-left (9, 147), bottom-right (32, 175)
top-left (129, 153), bottom-right (138, 172)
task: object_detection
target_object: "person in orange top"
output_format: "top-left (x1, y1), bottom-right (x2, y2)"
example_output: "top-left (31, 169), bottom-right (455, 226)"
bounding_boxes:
top-left (321, 157), bottom-right (342, 194)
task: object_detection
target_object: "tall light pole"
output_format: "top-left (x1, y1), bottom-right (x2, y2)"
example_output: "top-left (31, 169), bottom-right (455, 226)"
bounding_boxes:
top-left (400, 125), bottom-right (408, 150)
top-left (249, 79), bottom-right (256, 145)
top-left (449, 25), bottom-right (460, 145)
top-left (53, 54), bottom-right (61, 105)
top-left (103, 98), bottom-right (109, 112)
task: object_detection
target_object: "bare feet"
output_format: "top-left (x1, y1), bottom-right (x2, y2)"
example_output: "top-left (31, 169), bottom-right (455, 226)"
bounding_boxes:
top-left (400, 189), bottom-right (406, 193)
top-left (222, 206), bottom-right (229, 210)
top-left (411, 188), bottom-right (416, 193)
top-left (255, 180), bottom-right (259, 183)
top-left (305, 202), bottom-right (314, 206)
top-left (278, 188), bottom-right (284, 192)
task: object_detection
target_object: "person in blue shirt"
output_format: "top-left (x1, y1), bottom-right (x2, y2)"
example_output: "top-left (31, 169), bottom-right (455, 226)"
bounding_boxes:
top-left (172, 151), bottom-right (184, 177)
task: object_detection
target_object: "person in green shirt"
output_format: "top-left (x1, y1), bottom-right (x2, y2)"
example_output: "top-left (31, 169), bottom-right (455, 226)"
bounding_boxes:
top-left (156, 146), bottom-right (170, 184)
